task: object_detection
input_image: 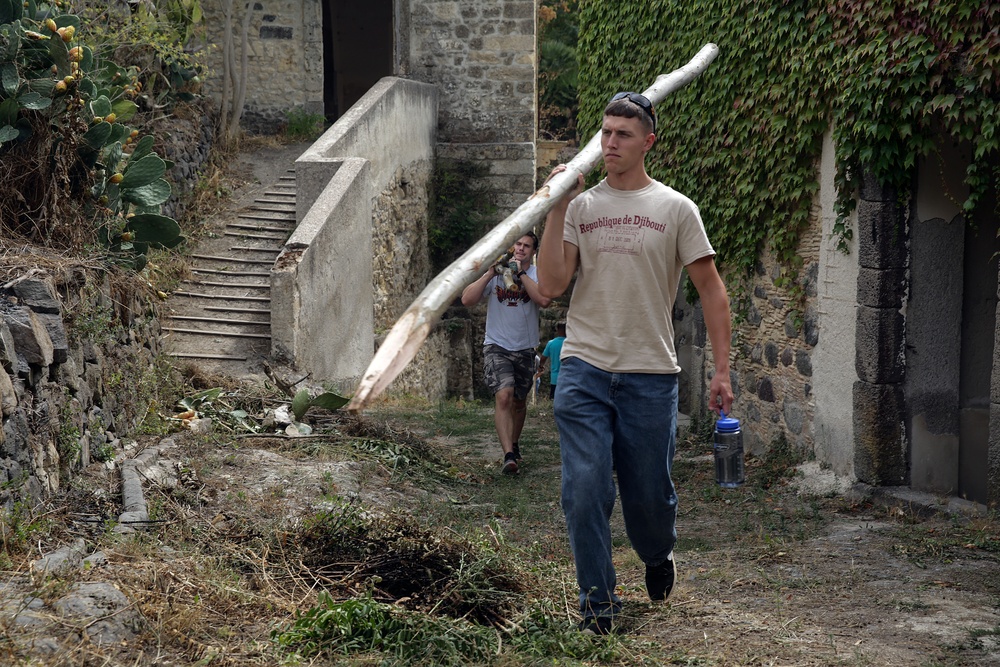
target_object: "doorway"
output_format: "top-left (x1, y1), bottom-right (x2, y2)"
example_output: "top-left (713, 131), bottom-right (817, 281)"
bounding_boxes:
top-left (323, 0), bottom-right (394, 122)
top-left (907, 142), bottom-right (998, 505)
top-left (958, 157), bottom-right (999, 503)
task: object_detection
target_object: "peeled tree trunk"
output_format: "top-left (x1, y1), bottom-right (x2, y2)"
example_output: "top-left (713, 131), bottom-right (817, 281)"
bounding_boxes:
top-left (347, 43), bottom-right (720, 412)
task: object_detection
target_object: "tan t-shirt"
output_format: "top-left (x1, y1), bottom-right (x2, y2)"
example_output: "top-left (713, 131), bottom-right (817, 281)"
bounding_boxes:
top-left (561, 179), bottom-right (714, 374)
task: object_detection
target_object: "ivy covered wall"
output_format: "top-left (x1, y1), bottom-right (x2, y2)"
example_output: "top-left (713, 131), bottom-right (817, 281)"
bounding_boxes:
top-left (577, 0), bottom-right (999, 302)
top-left (575, 1), bottom-right (1000, 484)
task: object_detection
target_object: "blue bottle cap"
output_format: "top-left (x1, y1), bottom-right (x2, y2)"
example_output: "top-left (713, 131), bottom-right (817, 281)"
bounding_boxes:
top-left (715, 413), bottom-right (740, 432)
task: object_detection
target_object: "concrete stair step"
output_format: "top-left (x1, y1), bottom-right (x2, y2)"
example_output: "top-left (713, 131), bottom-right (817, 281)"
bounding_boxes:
top-left (164, 158), bottom-right (299, 375)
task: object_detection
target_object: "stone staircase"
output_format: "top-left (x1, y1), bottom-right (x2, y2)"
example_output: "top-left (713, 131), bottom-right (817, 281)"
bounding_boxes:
top-left (161, 166), bottom-right (297, 379)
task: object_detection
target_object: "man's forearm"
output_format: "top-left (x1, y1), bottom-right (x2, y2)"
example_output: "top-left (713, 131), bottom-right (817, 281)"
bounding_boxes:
top-left (461, 270), bottom-right (492, 306)
top-left (519, 273), bottom-right (551, 307)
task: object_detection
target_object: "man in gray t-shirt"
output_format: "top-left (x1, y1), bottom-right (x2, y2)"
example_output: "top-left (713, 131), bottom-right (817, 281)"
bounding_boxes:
top-left (461, 232), bottom-right (551, 474)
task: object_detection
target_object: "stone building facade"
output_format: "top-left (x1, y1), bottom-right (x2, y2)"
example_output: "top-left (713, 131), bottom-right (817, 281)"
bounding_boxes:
top-left (199, 0), bottom-right (538, 219)
top-left (199, 2), bottom-right (325, 132)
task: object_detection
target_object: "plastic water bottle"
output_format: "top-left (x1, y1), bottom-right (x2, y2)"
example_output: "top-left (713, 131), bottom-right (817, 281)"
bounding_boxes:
top-left (713, 412), bottom-right (745, 488)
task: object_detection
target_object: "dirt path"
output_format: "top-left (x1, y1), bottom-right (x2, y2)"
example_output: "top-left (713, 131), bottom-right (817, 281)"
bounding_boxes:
top-left (367, 399), bottom-right (1000, 666)
top-left (2, 394), bottom-right (998, 665)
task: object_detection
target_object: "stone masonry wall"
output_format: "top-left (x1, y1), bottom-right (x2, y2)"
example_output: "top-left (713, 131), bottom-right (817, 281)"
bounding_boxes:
top-left (712, 214), bottom-right (824, 456)
top-left (408, 0), bottom-right (535, 145)
top-left (0, 107), bottom-right (217, 512)
top-left (408, 0), bottom-right (538, 220)
top-left (372, 160), bottom-right (434, 329)
top-left (0, 267), bottom-right (161, 511)
top-left (199, 1), bottom-right (324, 134)
top-left (370, 159), bottom-right (477, 403)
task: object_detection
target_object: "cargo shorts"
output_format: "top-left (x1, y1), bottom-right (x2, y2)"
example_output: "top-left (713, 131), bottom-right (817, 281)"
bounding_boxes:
top-left (483, 344), bottom-right (535, 400)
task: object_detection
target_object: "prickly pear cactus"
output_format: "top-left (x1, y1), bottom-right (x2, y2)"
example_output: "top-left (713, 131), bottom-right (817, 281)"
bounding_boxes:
top-left (0, 0), bottom-right (182, 269)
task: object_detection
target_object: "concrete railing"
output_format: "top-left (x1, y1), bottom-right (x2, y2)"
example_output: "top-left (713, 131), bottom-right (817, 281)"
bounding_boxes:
top-left (271, 77), bottom-right (438, 389)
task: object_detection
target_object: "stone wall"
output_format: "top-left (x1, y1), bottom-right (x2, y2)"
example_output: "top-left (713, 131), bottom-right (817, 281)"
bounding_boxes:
top-left (707, 217), bottom-right (824, 456)
top-left (153, 104), bottom-right (215, 222)
top-left (407, 0), bottom-right (538, 220)
top-left (372, 161), bottom-right (434, 329)
top-left (199, 1), bottom-right (324, 134)
top-left (370, 157), bottom-right (477, 403)
top-left (0, 267), bottom-right (161, 510)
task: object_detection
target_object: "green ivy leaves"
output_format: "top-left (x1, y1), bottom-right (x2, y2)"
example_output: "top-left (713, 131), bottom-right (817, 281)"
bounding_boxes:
top-left (578, 0), bottom-right (999, 306)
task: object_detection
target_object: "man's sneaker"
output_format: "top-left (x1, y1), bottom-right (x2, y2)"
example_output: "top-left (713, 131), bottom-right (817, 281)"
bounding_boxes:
top-left (512, 443), bottom-right (522, 461)
top-left (578, 616), bottom-right (614, 635)
top-left (501, 452), bottom-right (519, 474)
top-left (645, 552), bottom-right (677, 601)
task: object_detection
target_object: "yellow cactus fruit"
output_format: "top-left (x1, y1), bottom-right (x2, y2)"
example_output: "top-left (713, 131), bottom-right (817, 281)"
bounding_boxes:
top-left (129, 129), bottom-right (139, 138)
top-left (68, 46), bottom-right (82, 62)
top-left (105, 113), bottom-right (116, 123)
top-left (44, 18), bottom-right (57, 32)
top-left (54, 80), bottom-right (67, 93)
top-left (121, 231), bottom-right (134, 242)
top-left (59, 25), bottom-right (74, 42)
top-left (24, 30), bottom-right (48, 40)
top-left (110, 173), bottom-right (124, 184)
top-left (63, 75), bottom-right (73, 84)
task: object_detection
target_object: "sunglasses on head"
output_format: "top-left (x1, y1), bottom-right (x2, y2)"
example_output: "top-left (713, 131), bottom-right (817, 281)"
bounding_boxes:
top-left (610, 91), bottom-right (656, 131)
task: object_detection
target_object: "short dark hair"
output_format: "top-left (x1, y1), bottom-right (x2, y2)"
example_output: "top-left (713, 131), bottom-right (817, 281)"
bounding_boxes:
top-left (522, 231), bottom-right (539, 250)
top-left (604, 91), bottom-right (656, 134)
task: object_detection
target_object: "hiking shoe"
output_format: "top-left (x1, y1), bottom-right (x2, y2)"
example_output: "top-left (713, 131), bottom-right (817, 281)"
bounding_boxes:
top-left (512, 443), bottom-right (522, 461)
top-left (501, 452), bottom-right (519, 474)
top-left (578, 616), bottom-right (614, 635)
top-left (645, 552), bottom-right (677, 602)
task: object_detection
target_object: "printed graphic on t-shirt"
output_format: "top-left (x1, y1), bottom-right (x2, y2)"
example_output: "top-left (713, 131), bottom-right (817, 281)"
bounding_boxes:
top-left (495, 284), bottom-right (529, 306)
top-left (579, 214), bottom-right (666, 256)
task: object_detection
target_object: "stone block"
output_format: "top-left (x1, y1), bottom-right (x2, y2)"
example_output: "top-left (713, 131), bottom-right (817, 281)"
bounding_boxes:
top-left (783, 312), bottom-right (799, 338)
top-left (855, 306), bottom-right (904, 383)
top-left (783, 398), bottom-right (804, 434)
top-left (7, 274), bottom-right (61, 314)
top-left (34, 313), bottom-right (68, 364)
top-left (857, 267), bottom-right (906, 308)
top-left (0, 321), bottom-right (16, 372)
top-left (0, 368), bottom-right (16, 417)
top-left (3, 307), bottom-right (54, 367)
top-left (2, 408), bottom-right (28, 462)
top-left (795, 350), bottom-right (813, 377)
top-left (758, 376), bottom-right (775, 402)
top-left (802, 305), bottom-right (819, 346)
top-left (764, 341), bottom-right (778, 367)
top-left (856, 199), bottom-right (907, 269)
top-left (853, 380), bottom-right (907, 485)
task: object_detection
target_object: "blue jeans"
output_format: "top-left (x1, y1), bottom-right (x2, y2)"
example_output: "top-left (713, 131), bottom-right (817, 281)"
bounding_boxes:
top-left (554, 357), bottom-right (679, 619)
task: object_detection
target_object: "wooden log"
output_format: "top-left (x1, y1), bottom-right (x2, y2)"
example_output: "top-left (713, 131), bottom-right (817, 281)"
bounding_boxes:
top-left (347, 43), bottom-right (720, 412)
